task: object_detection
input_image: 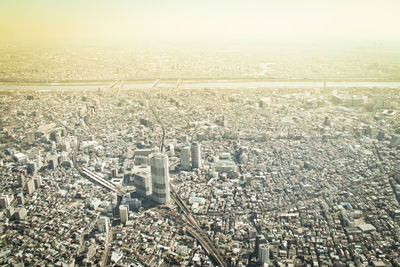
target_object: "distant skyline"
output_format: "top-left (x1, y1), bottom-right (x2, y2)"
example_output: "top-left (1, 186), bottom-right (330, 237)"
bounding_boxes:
top-left (1, 0), bottom-right (399, 45)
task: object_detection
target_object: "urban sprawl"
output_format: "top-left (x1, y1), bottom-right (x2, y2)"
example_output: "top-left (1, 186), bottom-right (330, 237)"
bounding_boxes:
top-left (0, 84), bottom-right (400, 267)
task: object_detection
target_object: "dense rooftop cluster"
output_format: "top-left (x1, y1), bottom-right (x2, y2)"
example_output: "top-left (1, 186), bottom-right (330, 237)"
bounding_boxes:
top-left (0, 85), bottom-right (400, 266)
top-left (1, 44), bottom-right (400, 82)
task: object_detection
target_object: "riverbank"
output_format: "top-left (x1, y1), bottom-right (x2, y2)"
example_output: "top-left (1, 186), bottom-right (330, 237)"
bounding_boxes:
top-left (1, 77), bottom-right (400, 87)
top-left (1, 79), bottom-right (400, 91)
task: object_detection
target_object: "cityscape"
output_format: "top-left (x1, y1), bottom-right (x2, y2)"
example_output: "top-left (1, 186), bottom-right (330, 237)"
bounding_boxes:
top-left (1, 0), bottom-right (400, 267)
top-left (1, 83), bottom-right (399, 266)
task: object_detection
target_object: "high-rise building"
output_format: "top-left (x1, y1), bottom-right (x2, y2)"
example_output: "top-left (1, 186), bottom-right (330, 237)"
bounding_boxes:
top-left (258, 243), bottom-right (270, 266)
top-left (181, 145), bottom-right (190, 170)
top-left (150, 153), bottom-right (170, 204)
top-left (119, 205), bottom-right (129, 225)
top-left (134, 173), bottom-right (152, 196)
top-left (133, 166), bottom-right (152, 197)
top-left (134, 155), bottom-right (150, 166)
top-left (191, 142), bottom-right (202, 169)
top-left (26, 179), bottom-right (36, 195)
top-left (97, 216), bottom-right (110, 233)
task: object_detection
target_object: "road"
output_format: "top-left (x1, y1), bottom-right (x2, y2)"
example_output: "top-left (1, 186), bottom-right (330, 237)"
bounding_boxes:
top-left (145, 87), bottom-right (227, 267)
top-left (66, 91), bottom-right (226, 267)
top-left (101, 227), bottom-right (113, 267)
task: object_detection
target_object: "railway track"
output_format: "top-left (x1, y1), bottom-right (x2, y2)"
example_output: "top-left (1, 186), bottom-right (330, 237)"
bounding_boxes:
top-left (160, 208), bottom-right (227, 267)
top-left (169, 187), bottom-right (227, 267)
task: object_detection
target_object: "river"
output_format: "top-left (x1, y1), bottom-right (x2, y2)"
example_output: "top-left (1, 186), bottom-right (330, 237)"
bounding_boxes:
top-left (1, 80), bottom-right (400, 91)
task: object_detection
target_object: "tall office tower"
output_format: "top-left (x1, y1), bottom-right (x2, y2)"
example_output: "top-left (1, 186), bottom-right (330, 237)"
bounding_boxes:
top-left (181, 145), bottom-right (191, 170)
top-left (150, 153), bottom-right (170, 204)
top-left (191, 142), bottom-right (202, 169)
top-left (26, 179), bottom-right (36, 195)
top-left (133, 167), bottom-right (152, 197)
top-left (119, 205), bottom-right (129, 225)
top-left (97, 216), bottom-right (110, 233)
top-left (258, 243), bottom-right (270, 266)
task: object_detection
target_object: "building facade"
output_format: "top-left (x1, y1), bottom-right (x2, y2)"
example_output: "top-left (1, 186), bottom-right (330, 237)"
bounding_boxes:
top-left (150, 153), bottom-right (170, 204)
top-left (191, 142), bottom-right (201, 169)
top-left (181, 145), bottom-right (190, 170)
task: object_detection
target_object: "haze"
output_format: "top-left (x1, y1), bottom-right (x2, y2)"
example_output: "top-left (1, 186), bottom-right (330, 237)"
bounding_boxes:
top-left (1, 0), bottom-right (400, 45)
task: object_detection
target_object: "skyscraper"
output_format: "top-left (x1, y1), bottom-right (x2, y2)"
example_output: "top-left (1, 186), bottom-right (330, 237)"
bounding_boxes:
top-left (191, 142), bottom-right (201, 169)
top-left (258, 243), bottom-right (269, 266)
top-left (26, 179), bottom-right (36, 195)
top-left (150, 153), bottom-right (170, 204)
top-left (181, 145), bottom-right (190, 171)
top-left (97, 216), bottom-right (110, 233)
top-left (119, 205), bottom-right (129, 225)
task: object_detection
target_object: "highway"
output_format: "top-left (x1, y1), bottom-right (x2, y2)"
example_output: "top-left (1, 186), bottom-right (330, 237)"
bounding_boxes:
top-left (101, 227), bottom-right (113, 267)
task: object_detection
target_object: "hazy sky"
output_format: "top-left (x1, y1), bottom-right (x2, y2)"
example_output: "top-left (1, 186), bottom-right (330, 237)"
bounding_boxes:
top-left (1, 0), bottom-right (399, 45)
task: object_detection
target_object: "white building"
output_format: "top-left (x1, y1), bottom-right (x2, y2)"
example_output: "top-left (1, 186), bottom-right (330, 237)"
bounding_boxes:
top-left (150, 153), bottom-right (170, 204)
top-left (181, 145), bottom-right (191, 170)
top-left (119, 205), bottom-right (129, 225)
top-left (97, 216), bottom-right (110, 233)
top-left (258, 243), bottom-right (269, 266)
top-left (26, 179), bottom-right (36, 195)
